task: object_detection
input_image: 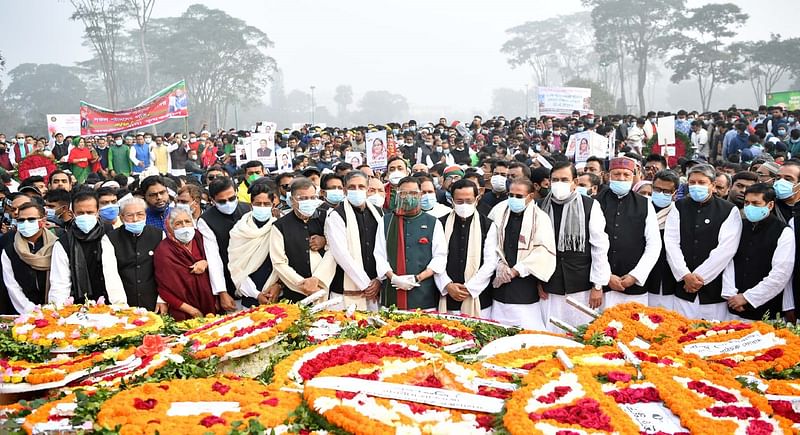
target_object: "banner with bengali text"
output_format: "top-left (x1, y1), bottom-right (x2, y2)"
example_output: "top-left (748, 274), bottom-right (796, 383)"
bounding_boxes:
top-left (80, 80), bottom-right (188, 135)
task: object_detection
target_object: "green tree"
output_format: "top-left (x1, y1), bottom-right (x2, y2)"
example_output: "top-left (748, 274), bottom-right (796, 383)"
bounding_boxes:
top-left (3, 64), bottom-right (88, 135)
top-left (584, 0), bottom-right (684, 113)
top-left (334, 85), bottom-right (353, 118)
top-left (70, 0), bottom-right (132, 109)
top-left (564, 78), bottom-right (615, 115)
top-left (668, 3), bottom-right (747, 111)
top-left (353, 91), bottom-right (409, 125)
top-left (739, 34), bottom-right (800, 106)
top-left (502, 12), bottom-right (595, 87)
top-left (147, 4), bottom-right (277, 130)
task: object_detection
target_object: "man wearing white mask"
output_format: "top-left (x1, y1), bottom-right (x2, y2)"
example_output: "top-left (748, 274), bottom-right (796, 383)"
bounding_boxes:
top-left (383, 156), bottom-right (409, 211)
top-left (228, 179), bottom-right (283, 307)
top-left (197, 177), bottom-right (250, 312)
top-left (665, 164), bottom-right (741, 320)
top-left (270, 177), bottom-right (336, 302)
top-left (596, 157), bottom-right (660, 308)
top-left (367, 177), bottom-right (386, 211)
top-left (539, 161), bottom-right (611, 332)
top-left (487, 178), bottom-right (557, 329)
top-left (478, 160), bottom-right (509, 217)
top-left (50, 191), bottom-right (115, 305)
top-left (434, 180), bottom-right (495, 317)
top-left (325, 171), bottom-right (391, 310)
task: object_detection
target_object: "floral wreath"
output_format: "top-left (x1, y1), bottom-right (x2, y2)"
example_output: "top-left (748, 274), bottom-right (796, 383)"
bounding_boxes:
top-left (22, 393), bottom-right (91, 435)
top-left (375, 317), bottom-right (477, 353)
top-left (645, 130), bottom-right (693, 168)
top-left (303, 359), bottom-right (502, 434)
top-left (270, 338), bottom-right (449, 389)
top-left (11, 302), bottom-right (163, 349)
top-left (74, 336), bottom-right (184, 389)
top-left (183, 303), bottom-right (300, 359)
top-left (96, 375), bottom-right (301, 435)
top-left (15, 152), bottom-right (58, 182)
top-left (659, 321), bottom-right (800, 376)
top-left (583, 302), bottom-right (689, 348)
top-left (504, 366), bottom-right (641, 434)
top-left (307, 310), bottom-right (373, 343)
top-left (642, 364), bottom-right (793, 434)
top-left (1, 347), bottom-right (133, 385)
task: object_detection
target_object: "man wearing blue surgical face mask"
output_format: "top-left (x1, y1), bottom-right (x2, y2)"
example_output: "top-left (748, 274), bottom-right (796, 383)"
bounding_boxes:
top-left (773, 161), bottom-right (800, 224)
top-left (270, 177), bottom-right (335, 302)
top-left (645, 170), bottom-right (680, 310)
top-left (101, 197), bottom-right (167, 313)
top-left (486, 178), bottom-right (556, 330)
top-left (198, 176), bottom-right (250, 313)
top-left (723, 183), bottom-right (794, 322)
top-left (319, 173), bottom-right (346, 213)
top-left (323, 171), bottom-right (389, 311)
top-left (49, 190), bottom-right (113, 306)
top-left (228, 180), bottom-right (282, 308)
top-left (1, 202), bottom-right (55, 314)
top-left (597, 157), bottom-right (660, 310)
top-left (97, 187), bottom-right (122, 229)
top-left (664, 164), bottom-right (742, 321)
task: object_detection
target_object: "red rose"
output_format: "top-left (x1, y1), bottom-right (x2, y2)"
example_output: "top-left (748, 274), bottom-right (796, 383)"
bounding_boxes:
top-left (135, 335), bottom-right (167, 358)
top-left (418, 237), bottom-right (429, 245)
top-left (133, 398), bottom-right (157, 410)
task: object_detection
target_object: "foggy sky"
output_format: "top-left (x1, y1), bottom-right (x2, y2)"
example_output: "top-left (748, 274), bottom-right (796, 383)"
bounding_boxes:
top-left (2, 0), bottom-right (799, 122)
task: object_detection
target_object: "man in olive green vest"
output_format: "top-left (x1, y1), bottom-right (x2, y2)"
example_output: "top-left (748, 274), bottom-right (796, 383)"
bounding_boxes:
top-left (383, 176), bottom-right (447, 310)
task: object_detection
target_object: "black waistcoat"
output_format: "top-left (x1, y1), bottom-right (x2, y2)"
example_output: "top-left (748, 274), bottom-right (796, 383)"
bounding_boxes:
top-left (730, 215), bottom-right (786, 320)
top-left (105, 226), bottom-right (162, 310)
top-left (674, 196), bottom-right (735, 304)
top-left (598, 190), bottom-right (649, 295)
top-left (439, 213), bottom-right (493, 311)
top-left (199, 202), bottom-right (250, 296)
top-left (272, 210), bottom-right (325, 302)
top-left (494, 211), bottom-right (539, 305)
top-left (543, 195), bottom-right (594, 295)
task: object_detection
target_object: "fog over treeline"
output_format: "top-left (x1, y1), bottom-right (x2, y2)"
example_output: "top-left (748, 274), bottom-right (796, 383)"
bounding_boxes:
top-left (0, 0), bottom-right (799, 135)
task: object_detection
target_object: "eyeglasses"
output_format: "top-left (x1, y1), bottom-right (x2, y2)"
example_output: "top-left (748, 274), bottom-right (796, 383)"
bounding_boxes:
top-left (215, 195), bottom-right (236, 205)
top-left (16, 217), bottom-right (40, 223)
top-left (652, 187), bottom-right (675, 195)
top-left (280, 184), bottom-right (291, 190)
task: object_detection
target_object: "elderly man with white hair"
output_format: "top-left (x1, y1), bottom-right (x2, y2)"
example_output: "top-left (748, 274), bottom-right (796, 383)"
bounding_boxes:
top-left (101, 197), bottom-right (167, 312)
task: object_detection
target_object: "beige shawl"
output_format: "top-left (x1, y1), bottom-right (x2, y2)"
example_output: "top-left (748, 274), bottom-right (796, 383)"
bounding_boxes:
top-left (495, 200), bottom-right (557, 282)
top-left (228, 211), bottom-right (273, 293)
top-left (437, 211), bottom-right (483, 316)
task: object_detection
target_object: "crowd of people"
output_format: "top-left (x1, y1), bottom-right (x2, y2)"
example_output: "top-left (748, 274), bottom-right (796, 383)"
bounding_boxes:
top-left (1, 104), bottom-right (799, 330)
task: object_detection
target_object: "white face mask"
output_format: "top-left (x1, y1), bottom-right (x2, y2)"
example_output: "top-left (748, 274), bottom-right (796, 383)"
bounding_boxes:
top-left (454, 203), bottom-right (475, 218)
top-left (550, 181), bottom-right (573, 200)
top-left (367, 194), bottom-right (384, 207)
top-left (490, 175), bottom-right (507, 192)
top-left (388, 171), bottom-right (406, 185)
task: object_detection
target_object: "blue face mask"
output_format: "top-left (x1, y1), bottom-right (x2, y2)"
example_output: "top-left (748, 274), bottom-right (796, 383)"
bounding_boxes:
top-left (99, 204), bottom-right (120, 221)
top-left (17, 220), bottom-right (40, 238)
top-left (46, 207), bottom-right (57, 220)
top-left (420, 193), bottom-right (437, 211)
top-left (124, 220), bottom-right (146, 235)
top-left (74, 214), bottom-right (98, 233)
top-left (251, 206), bottom-right (272, 222)
top-left (609, 180), bottom-right (632, 196)
top-left (651, 191), bottom-right (673, 208)
top-left (508, 197), bottom-right (527, 213)
top-left (743, 204), bottom-right (770, 223)
top-left (325, 189), bottom-right (345, 205)
top-left (688, 185), bottom-right (710, 203)
top-left (347, 190), bottom-right (367, 207)
top-left (215, 199), bottom-right (238, 215)
top-left (298, 199), bottom-right (322, 217)
top-left (774, 179), bottom-right (796, 200)
top-left (576, 186), bottom-right (590, 197)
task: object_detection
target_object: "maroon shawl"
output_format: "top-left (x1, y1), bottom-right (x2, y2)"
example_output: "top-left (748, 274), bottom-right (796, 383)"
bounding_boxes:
top-left (153, 231), bottom-right (217, 320)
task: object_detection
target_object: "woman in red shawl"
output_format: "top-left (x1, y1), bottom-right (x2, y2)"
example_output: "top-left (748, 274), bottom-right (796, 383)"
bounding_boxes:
top-left (153, 208), bottom-right (217, 320)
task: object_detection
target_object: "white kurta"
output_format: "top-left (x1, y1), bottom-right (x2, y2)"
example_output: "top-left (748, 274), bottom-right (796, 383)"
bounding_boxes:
top-left (603, 291), bottom-right (649, 310)
top-left (721, 225), bottom-right (795, 316)
top-left (197, 218), bottom-right (229, 296)
top-left (541, 290), bottom-right (594, 333)
top-left (489, 301), bottom-right (546, 330)
top-left (664, 200), bottom-right (742, 319)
